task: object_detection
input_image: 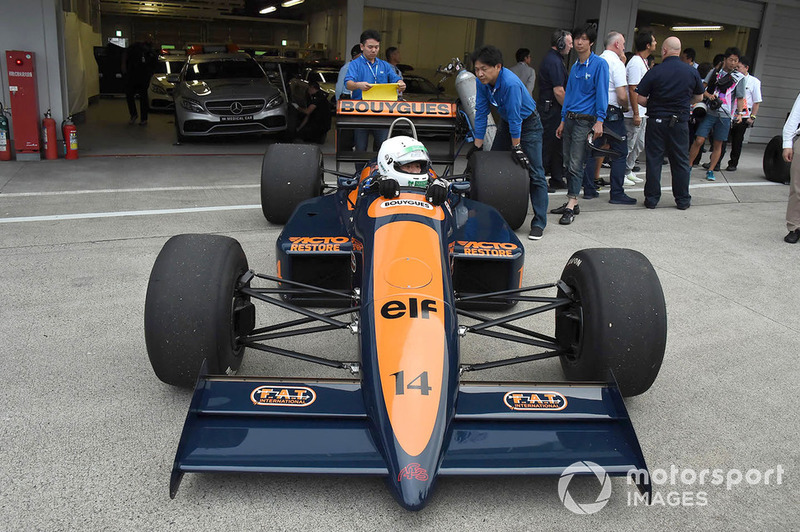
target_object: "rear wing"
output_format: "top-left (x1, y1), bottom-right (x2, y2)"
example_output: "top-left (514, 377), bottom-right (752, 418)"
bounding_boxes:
top-left (334, 100), bottom-right (459, 167)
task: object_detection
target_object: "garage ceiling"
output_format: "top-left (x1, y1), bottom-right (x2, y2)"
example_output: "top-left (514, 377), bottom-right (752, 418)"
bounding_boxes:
top-left (99, 0), bottom-right (340, 21)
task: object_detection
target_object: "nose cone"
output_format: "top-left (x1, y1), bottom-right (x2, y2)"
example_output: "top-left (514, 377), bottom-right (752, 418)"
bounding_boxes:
top-left (387, 468), bottom-right (436, 511)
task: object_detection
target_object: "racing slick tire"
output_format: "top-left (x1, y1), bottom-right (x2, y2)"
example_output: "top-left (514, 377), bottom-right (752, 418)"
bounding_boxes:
top-left (555, 248), bottom-right (666, 397)
top-left (762, 135), bottom-right (791, 184)
top-left (145, 234), bottom-right (254, 387)
top-left (469, 151), bottom-right (529, 230)
top-left (261, 143), bottom-right (323, 224)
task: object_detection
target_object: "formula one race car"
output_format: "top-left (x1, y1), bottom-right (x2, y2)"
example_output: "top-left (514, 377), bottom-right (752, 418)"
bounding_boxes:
top-left (144, 123), bottom-right (667, 511)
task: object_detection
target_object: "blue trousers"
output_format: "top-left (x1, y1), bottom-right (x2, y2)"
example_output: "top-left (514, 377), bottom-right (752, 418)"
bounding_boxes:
top-left (562, 117), bottom-right (593, 198)
top-left (644, 118), bottom-right (691, 208)
top-left (493, 112), bottom-right (549, 229)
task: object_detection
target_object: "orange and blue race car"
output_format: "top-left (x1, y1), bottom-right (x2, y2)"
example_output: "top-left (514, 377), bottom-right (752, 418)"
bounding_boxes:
top-left (144, 120), bottom-right (667, 511)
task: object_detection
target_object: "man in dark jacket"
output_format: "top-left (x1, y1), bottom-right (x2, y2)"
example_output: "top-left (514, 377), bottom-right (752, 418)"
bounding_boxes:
top-left (122, 34), bottom-right (157, 125)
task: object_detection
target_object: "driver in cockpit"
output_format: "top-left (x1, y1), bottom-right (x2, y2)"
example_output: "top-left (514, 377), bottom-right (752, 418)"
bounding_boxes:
top-left (372, 136), bottom-right (449, 206)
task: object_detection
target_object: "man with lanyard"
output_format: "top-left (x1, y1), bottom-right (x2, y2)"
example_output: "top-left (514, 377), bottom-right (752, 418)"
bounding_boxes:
top-left (624, 31), bottom-right (657, 185)
top-left (724, 55), bottom-right (761, 172)
top-left (538, 30), bottom-right (573, 191)
top-left (468, 45), bottom-right (549, 240)
top-left (592, 31), bottom-right (636, 205)
top-left (636, 36), bottom-right (704, 210)
top-left (551, 23), bottom-right (608, 225)
top-left (688, 47), bottom-right (745, 181)
top-left (344, 29), bottom-right (406, 158)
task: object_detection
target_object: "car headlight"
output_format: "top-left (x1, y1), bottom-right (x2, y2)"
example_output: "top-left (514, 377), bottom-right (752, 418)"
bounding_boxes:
top-left (150, 84), bottom-right (167, 95)
top-left (265, 94), bottom-right (284, 110)
top-left (180, 98), bottom-right (205, 113)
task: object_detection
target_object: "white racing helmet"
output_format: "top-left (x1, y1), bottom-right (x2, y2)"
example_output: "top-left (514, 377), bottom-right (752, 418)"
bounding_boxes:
top-left (377, 136), bottom-right (431, 186)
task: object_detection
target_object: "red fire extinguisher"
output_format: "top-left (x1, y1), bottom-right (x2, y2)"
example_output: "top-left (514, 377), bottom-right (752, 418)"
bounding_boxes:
top-left (62, 116), bottom-right (78, 160)
top-left (0, 102), bottom-right (11, 161)
top-left (42, 109), bottom-right (57, 160)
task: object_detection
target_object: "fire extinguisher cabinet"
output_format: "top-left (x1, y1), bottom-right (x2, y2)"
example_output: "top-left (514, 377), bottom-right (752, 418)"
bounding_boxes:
top-left (6, 51), bottom-right (41, 161)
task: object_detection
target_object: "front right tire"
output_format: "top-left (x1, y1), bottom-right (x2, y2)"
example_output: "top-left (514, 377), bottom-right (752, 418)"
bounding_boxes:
top-left (555, 248), bottom-right (667, 397)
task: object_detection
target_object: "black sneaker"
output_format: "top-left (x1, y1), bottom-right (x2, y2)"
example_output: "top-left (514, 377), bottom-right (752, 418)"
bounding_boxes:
top-left (725, 165), bottom-right (737, 172)
top-left (785, 229), bottom-right (800, 244)
top-left (549, 178), bottom-right (567, 190)
top-left (558, 209), bottom-right (575, 225)
top-left (609, 195), bottom-right (637, 205)
top-left (632, 165), bottom-right (641, 172)
top-left (528, 226), bottom-right (544, 240)
top-left (550, 203), bottom-right (580, 215)
top-left (701, 162), bottom-right (710, 170)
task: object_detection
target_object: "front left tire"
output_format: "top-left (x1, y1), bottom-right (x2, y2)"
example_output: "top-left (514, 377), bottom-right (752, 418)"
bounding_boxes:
top-left (144, 234), bottom-right (253, 387)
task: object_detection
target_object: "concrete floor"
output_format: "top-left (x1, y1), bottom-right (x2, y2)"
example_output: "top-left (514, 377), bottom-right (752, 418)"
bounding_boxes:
top-left (0, 98), bottom-right (797, 530)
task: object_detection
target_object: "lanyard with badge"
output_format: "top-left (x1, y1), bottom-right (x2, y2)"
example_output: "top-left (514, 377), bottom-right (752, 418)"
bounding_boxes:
top-left (489, 85), bottom-right (499, 107)
top-left (365, 57), bottom-right (379, 83)
top-left (574, 55), bottom-right (592, 81)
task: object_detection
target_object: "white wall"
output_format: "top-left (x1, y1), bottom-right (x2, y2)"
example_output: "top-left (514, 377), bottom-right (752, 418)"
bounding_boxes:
top-left (0, 0), bottom-right (67, 140)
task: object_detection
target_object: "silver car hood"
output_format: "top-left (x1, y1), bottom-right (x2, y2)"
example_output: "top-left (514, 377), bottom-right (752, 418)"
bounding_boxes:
top-left (184, 78), bottom-right (279, 99)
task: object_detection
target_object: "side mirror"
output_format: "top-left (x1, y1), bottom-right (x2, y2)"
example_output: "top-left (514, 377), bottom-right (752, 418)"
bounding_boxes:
top-left (450, 181), bottom-right (471, 194)
top-left (166, 73), bottom-right (180, 84)
top-left (337, 176), bottom-right (359, 190)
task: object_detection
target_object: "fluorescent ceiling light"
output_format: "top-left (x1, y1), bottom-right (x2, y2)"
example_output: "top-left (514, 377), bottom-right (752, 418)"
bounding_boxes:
top-left (670, 25), bottom-right (724, 32)
top-left (260, 5), bottom-right (277, 14)
top-left (281, 0), bottom-right (304, 6)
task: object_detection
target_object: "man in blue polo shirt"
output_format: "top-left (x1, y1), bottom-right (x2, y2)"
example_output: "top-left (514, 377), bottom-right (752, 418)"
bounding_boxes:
top-left (469, 45), bottom-right (548, 240)
top-left (344, 29), bottom-right (406, 156)
top-left (636, 36), bottom-right (704, 210)
top-left (551, 23), bottom-right (608, 225)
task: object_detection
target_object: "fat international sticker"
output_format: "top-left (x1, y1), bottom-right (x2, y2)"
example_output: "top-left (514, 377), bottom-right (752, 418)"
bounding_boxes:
top-left (503, 390), bottom-right (567, 411)
top-left (250, 385), bottom-right (316, 407)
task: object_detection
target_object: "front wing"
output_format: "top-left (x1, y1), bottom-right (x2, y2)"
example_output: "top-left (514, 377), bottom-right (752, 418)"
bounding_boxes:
top-left (169, 366), bottom-right (651, 498)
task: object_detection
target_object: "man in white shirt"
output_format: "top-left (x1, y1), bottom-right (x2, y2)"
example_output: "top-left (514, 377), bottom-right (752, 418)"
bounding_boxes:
top-left (624, 31), bottom-right (657, 185)
top-left (781, 92), bottom-right (800, 243)
top-left (509, 48), bottom-right (536, 96)
top-left (724, 56), bottom-right (762, 171)
top-left (588, 31), bottom-right (635, 204)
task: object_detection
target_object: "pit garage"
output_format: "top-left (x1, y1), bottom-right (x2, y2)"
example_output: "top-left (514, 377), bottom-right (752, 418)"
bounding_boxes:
top-left (0, 0), bottom-right (798, 528)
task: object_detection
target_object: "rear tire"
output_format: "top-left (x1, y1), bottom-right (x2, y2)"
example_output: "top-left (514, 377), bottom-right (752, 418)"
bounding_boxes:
top-left (261, 143), bottom-right (323, 223)
top-left (763, 135), bottom-right (790, 184)
top-left (144, 234), bottom-right (252, 387)
top-left (555, 248), bottom-right (666, 397)
top-left (469, 151), bottom-right (529, 230)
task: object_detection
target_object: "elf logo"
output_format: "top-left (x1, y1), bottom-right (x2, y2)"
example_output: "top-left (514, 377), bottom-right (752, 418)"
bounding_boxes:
top-left (380, 297), bottom-right (437, 319)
